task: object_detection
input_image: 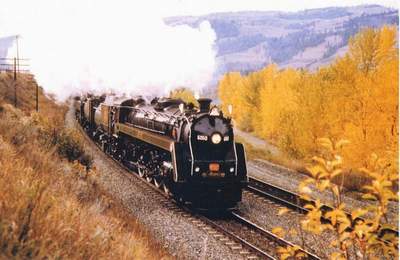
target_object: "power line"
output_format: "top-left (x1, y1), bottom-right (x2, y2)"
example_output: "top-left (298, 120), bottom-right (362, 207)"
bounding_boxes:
top-left (0, 57), bottom-right (30, 108)
top-left (0, 35), bottom-right (35, 110)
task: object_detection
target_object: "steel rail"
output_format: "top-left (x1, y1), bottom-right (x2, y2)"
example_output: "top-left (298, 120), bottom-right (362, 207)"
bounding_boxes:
top-left (231, 211), bottom-right (320, 260)
top-left (247, 176), bottom-right (399, 241)
top-left (199, 215), bottom-right (276, 259)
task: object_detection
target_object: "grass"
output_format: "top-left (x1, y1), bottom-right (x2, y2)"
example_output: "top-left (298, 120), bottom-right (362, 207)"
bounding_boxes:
top-left (236, 135), bottom-right (305, 171)
top-left (0, 72), bottom-right (63, 118)
top-left (0, 73), bottom-right (171, 259)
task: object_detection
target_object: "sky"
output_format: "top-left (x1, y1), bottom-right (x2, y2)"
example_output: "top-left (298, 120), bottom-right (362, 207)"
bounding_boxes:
top-left (0, 0), bottom-right (397, 99)
top-left (163, 0), bottom-right (398, 16)
top-left (1, 0), bottom-right (397, 37)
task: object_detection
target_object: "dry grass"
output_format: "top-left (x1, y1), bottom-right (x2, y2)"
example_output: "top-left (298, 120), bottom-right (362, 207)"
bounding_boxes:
top-left (236, 136), bottom-right (304, 171)
top-left (0, 72), bottom-right (64, 118)
top-left (0, 74), bottom-right (171, 259)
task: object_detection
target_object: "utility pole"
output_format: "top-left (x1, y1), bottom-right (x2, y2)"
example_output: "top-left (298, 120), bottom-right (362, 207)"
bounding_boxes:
top-left (16, 35), bottom-right (20, 73)
top-left (36, 83), bottom-right (39, 112)
top-left (13, 57), bottom-right (17, 107)
top-left (15, 35), bottom-right (20, 108)
top-left (13, 58), bottom-right (17, 80)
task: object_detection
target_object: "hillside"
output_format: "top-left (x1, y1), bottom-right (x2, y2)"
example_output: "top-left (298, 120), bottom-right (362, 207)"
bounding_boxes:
top-left (0, 73), bottom-right (170, 259)
top-left (165, 4), bottom-right (398, 91)
top-left (0, 73), bottom-right (58, 114)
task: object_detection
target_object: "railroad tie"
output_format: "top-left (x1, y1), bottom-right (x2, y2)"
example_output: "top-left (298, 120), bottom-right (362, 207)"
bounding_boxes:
top-left (231, 245), bottom-right (243, 250)
top-left (239, 250), bottom-right (251, 255)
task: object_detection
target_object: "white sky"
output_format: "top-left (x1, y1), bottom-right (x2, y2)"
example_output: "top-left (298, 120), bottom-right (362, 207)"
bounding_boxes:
top-left (1, 1), bottom-right (397, 36)
top-left (163, 0), bottom-right (398, 16)
top-left (0, 1), bottom-right (398, 25)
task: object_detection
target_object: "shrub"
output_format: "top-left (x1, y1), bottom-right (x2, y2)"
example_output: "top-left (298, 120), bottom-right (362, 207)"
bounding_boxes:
top-left (332, 169), bottom-right (372, 192)
top-left (55, 129), bottom-right (93, 169)
top-left (78, 153), bottom-right (93, 170)
top-left (56, 129), bottom-right (84, 161)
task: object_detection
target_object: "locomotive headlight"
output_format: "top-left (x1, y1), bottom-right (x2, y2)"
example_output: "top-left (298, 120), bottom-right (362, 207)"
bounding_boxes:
top-left (211, 133), bottom-right (222, 144)
top-left (229, 167), bottom-right (235, 173)
top-left (195, 167), bottom-right (200, 172)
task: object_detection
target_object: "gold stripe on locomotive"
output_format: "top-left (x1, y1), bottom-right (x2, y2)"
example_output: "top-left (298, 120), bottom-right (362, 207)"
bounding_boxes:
top-left (116, 123), bottom-right (173, 152)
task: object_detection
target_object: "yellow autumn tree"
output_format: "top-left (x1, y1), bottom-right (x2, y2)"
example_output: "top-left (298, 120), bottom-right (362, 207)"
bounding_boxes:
top-left (218, 26), bottom-right (398, 184)
top-left (169, 87), bottom-right (198, 106)
top-left (258, 66), bottom-right (303, 156)
top-left (218, 72), bottom-right (251, 130)
top-left (339, 25), bottom-right (398, 173)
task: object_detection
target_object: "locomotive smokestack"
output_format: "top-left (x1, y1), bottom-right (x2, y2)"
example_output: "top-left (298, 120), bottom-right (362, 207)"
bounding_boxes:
top-left (197, 98), bottom-right (212, 113)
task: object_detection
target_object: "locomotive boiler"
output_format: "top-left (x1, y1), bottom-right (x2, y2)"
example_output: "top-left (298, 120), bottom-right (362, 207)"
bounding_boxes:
top-left (76, 95), bottom-right (248, 209)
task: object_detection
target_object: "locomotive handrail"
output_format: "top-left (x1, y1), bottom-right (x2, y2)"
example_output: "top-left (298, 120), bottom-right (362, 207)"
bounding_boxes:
top-left (115, 104), bottom-right (184, 121)
top-left (116, 105), bottom-right (179, 124)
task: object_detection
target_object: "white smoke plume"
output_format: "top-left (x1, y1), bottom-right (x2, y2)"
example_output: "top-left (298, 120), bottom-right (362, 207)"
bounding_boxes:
top-left (0, 0), bottom-right (216, 100)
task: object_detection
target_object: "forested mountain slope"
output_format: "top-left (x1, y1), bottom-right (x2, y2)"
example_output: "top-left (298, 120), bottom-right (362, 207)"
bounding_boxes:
top-left (166, 4), bottom-right (398, 89)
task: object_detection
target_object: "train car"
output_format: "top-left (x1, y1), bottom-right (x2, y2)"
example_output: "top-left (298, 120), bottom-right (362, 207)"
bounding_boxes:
top-left (73, 96), bottom-right (81, 118)
top-left (80, 95), bottom-right (105, 130)
top-left (79, 95), bottom-right (248, 209)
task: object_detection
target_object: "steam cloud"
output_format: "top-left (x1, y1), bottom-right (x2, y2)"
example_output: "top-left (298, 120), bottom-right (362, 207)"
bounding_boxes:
top-left (0, 0), bottom-right (217, 100)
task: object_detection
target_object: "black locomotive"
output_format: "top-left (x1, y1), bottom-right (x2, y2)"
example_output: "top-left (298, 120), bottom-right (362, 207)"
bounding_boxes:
top-left (74, 94), bottom-right (248, 209)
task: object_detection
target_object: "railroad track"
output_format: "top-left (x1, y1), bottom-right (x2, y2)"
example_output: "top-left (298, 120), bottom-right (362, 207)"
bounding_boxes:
top-left (206, 211), bottom-right (320, 260)
top-left (77, 123), bottom-right (318, 259)
top-left (247, 176), bottom-right (399, 241)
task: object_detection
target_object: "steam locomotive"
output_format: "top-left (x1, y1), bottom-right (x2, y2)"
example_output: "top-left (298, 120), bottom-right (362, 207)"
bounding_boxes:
top-left (74, 94), bottom-right (248, 209)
